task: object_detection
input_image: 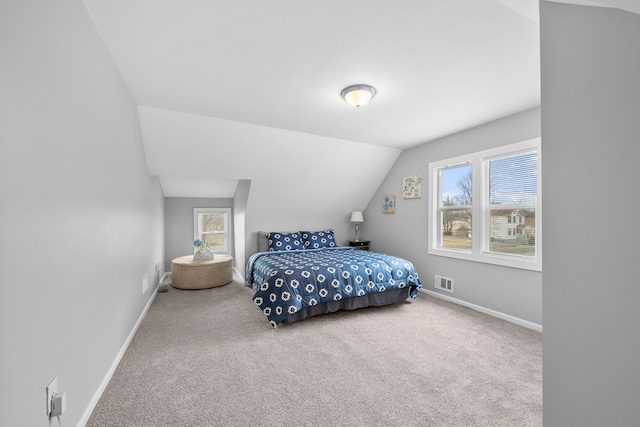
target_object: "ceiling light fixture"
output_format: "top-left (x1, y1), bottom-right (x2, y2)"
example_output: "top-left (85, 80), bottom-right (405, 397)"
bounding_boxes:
top-left (340, 84), bottom-right (376, 108)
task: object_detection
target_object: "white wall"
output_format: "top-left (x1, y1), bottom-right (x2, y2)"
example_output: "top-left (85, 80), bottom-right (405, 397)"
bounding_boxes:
top-left (233, 180), bottom-right (251, 277)
top-left (541, 2), bottom-right (640, 425)
top-left (244, 217), bottom-right (351, 268)
top-left (0, 1), bottom-right (164, 426)
top-left (138, 105), bottom-right (401, 221)
top-left (363, 108), bottom-right (542, 326)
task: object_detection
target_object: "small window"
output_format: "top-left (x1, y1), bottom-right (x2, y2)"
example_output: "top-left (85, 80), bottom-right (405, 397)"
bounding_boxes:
top-left (194, 208), bottom-right (231, 254)
top-left (428, 138), bottom-right (541, 271)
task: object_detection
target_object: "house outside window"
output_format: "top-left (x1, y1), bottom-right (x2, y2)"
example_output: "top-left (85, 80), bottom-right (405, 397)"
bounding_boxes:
top-left (194, 208), bottom-right (231, 254)
top-left (428, 138), bottom-right (541, 271)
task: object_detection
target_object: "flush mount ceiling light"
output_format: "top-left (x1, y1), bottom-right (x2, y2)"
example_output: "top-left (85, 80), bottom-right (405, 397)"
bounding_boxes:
top-left (340, 84), bottom-right (376, 108)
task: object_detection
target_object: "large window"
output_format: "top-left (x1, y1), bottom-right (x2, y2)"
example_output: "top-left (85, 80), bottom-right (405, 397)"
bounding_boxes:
top-left (428, 139), bottom-right (541, 271)
top-left (194, 208), bottom-right (231, 254)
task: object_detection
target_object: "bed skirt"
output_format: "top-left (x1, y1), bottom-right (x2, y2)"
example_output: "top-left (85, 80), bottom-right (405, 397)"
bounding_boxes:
top-left (282, 287), bottom-right (410, 324)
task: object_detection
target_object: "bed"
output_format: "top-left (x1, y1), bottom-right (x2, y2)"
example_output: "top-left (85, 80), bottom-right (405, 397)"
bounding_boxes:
top-left (246, 230), bottom-right (422, 328)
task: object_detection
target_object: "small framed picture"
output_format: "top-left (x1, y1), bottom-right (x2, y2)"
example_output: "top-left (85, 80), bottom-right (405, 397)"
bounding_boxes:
top-left (403, 175), bottom-right (422, 199)
top-left (382, 195), bottom-right (395, 214)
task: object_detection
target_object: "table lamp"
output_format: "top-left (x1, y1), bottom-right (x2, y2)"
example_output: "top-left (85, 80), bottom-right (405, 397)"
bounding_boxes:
top-left (350, 211), bottom-right (364, 242)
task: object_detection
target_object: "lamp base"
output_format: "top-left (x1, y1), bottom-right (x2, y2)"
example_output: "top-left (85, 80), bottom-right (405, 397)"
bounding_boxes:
top-left (354, 224), bottom-right (360, 242)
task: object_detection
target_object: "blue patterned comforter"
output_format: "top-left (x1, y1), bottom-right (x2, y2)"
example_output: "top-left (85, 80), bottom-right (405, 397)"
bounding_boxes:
top-left (246, 247), bottom-right (422, 327)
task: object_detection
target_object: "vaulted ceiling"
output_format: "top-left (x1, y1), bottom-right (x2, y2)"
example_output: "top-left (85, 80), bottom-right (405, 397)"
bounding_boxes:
top-left (80, 0), bottom-right (639, 218)
top-left (82, 0), bottom-right (546, 217)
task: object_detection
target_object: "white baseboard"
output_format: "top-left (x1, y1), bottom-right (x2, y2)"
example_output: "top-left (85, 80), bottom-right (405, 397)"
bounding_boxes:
top-left (419, 289), bottom-right (542, 333)
top-left (77, 288), bottom-right (159, 427)
top-left (233, 266), bottom-right (245, 282)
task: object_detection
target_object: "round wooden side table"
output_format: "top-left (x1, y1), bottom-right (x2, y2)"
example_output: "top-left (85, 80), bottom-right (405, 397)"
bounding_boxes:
top-left (171, 254), bottom-right (233, 290)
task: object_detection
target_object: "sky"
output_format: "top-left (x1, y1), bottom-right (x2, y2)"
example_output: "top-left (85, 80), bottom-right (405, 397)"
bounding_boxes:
top-left (441, 152), bottom-right (537, 206)
top-left (441, 164), bottom-right (471, 204)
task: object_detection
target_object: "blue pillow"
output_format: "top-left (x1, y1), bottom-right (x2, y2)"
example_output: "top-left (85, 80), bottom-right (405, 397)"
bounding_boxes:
top-left (266, 232), bottom-right (305, 252)
top-left (300, 230), bottom-right (336, 249)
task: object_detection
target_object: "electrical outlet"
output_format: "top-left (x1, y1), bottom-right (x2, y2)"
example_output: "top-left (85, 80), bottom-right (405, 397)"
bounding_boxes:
top-left (156, 262), bottom-right (164, 283)
top-left (142, 274), bottom-right (149, 294)
top-left (51, 392), bottom-right (66, 416)
top-left (46, 377), bottom-right (57, 415)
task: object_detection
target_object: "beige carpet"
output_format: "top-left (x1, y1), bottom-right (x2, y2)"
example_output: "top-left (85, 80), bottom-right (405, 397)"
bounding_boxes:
top-left (87, 280), bottom-right (542, 426)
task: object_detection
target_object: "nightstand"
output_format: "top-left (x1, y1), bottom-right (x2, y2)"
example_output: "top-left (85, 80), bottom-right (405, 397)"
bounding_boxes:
top-left (349, 240), bottom-right (370, 251)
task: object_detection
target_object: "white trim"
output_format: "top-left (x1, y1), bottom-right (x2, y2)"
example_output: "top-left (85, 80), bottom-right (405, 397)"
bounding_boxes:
top-left (419, 288), bottom-right (542, 333)
top-left (233, 266), bottom-right (244, 282)
top-left (77, 288), bottom-right (159, 427)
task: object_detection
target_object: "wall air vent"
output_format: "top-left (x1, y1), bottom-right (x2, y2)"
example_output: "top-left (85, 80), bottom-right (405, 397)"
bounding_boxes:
top-left (434, 274), bottom-right (454, 293)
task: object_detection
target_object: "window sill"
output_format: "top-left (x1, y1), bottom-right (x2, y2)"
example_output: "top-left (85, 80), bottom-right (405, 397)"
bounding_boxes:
top-left (428, 247), bottom-right (542, 272)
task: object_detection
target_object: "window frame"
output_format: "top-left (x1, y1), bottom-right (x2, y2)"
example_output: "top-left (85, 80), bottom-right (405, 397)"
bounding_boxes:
top-left (193, 207), bottom-right (231, 254)
top-left (427, 138), bottom-right (541, 271)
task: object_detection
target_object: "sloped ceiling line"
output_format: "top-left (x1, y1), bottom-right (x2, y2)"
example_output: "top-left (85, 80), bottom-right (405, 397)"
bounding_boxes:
top-left (83, 0), bottom-right (541, 208)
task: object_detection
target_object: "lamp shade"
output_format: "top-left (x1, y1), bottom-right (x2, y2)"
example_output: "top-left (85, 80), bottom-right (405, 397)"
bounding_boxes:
top-left (341, 84), bottom-right (376, 108)
top-left (350, 211), bottom-right (364, 223)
